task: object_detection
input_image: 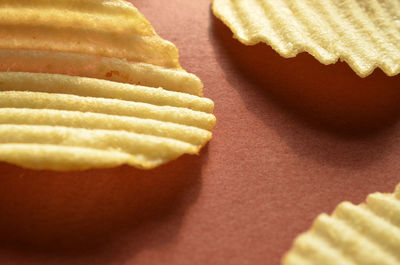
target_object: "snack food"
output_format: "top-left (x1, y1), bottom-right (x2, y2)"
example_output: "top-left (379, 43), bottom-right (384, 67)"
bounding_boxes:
top-left (283, 184), bottom-right (400, 265)
top-left (0, 0), bottom-right (215, 170)
top-left (212, 0), bottom-right (400, 77)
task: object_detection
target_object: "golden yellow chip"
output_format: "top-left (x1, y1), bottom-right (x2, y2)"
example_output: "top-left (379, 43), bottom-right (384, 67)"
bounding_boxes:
top-left (0, 0), bottom-right (179, 68)
top-left (283, 184), bottom-right (400, 265)
top-left (212, 0), bottom-right (400, 77)
top-left (0, 0), bottom-right (216, 171)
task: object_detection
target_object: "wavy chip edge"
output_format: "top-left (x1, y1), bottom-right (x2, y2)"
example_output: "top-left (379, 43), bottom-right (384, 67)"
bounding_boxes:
top-left (212, 0), bottom-right (400, 77)
top-left (282, 184), bottom-right (400, 265)
top-left (0, 0), bottom-right (216, 170)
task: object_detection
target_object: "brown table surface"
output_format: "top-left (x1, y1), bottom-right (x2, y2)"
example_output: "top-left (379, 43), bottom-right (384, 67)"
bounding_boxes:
top-left (1, 1), bottom-right (400, 264)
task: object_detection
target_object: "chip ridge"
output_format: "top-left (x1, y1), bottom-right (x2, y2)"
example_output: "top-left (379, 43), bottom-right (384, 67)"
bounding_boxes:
top-left (213, 0), bottom-right (400, 77)
top-left (283, 185), bottom-right (400, 265)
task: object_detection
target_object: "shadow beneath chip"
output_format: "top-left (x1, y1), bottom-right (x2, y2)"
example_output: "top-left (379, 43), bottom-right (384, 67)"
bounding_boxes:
top-left (0, 150), bottom-right (206, 263)
top-left (209, 9), bottom-right (400, 264)
top-left (210, 15), bottom-right (400, 137)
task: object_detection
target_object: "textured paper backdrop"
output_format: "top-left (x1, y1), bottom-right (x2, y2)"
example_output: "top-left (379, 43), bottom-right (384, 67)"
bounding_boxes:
top-left (0, 1), bottom-right (399, 264)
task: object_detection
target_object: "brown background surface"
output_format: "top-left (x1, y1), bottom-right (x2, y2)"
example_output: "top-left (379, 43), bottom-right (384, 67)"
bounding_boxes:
top-left (1, 0), bottom-right (400, 264)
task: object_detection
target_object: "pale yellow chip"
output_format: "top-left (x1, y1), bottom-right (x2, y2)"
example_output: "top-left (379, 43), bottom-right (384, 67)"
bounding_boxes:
top-left (212, 0), bottom-right (400, 77)
top-left (0, 49), bottom-right (204, 96)
top-left (0, 0), bottom-right (216, 171)
top-left (282, 184), bottom-right (400, 265)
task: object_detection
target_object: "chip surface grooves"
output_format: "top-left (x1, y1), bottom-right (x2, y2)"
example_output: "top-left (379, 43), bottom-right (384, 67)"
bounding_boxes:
top-left (335, 203), bottom-right (400, 260)
top-left (0, 90), bottom-right (215, 131)
top-left (0, 0), bottom-right (142, 16)
top-left (0, 0), bottom-right (179, 68)
top-left (0, 125), bottom-right (198, 171)
top-left (0, 0), bottom-right (215, 170)
top-left (292, 232), bottom-right (355, 265)
top-left (0, 108), bottom-right (211, 147)
top-left (0, 50), bottom-right (203, 96)
top-left (366, 193), bottom-right (400, 227)
top-left (0, 72), bottom-right (212, 113)
top-left (0, 25), bottom-right (178, 68)
top-left (283, 185), bottom-right (400, 265)
top-left (213, 0), bottom-right (400, 77)
top-left (0, 6), bottom-right (153, 35)
top-left (0, 124), bottom-right (197, 156)
top-left (0, 72), bottom-right (215, 170)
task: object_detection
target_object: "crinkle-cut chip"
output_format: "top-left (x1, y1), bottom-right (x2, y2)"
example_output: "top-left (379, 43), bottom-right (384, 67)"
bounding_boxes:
top-left (0, 50), bottom-right (203, 96)
top-left (0, 72), bottom-right (212, 113)
top-left (0, 1), bottom-right (216, 170)
top-left (0, 73), bottom-right (215, 171)
top-left (0, 0), bottom-right (179, 68)
top-left (0, 108), bottom-right (211, 147)
top-left (282, 184), bottom-right (400, 265)
top-left (212, 0), bottom-right (400, 77)
top-left (0, 0), bottom-right (154, 36)
top-left (0, 125), bottom-right (199, 171)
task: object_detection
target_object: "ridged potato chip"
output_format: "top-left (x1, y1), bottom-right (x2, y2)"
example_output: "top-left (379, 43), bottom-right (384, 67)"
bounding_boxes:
top-left (212, 0), bottom-right (400, 77)
top-left (0, 50), bottom-right (204, 96)
top-left (0, 0), bottom-right (215, 171)
top-left (0, 0), bottom-right (179, 68)
top-left (283, 184), bottom-right (400, 265)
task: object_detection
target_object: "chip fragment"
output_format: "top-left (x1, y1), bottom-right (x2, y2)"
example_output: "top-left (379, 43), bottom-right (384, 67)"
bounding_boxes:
top-left (212, 0), bottom-right (400, 77)
top-left (282, 184), bottom-right (400, 265)
top-left (0, 0), bottom-right (215, 171)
